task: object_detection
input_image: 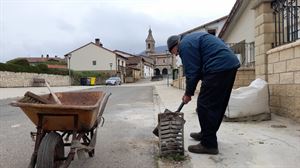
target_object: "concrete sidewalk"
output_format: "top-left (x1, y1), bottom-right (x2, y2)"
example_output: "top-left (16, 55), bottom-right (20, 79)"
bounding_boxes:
top-left (154, 84), bottom-right (300, 168)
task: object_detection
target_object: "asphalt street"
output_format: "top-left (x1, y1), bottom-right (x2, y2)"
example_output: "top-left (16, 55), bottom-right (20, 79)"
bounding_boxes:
top-left (0, 86), bottom-right (159, 168)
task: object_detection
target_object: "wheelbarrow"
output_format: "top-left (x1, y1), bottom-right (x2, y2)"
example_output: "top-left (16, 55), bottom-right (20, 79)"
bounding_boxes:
top-left (11, 91), bottom-right (111, 168)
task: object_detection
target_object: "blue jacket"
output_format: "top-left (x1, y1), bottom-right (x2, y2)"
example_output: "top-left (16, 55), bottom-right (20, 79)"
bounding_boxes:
top-left (179, 32), bottom-right (240, 96)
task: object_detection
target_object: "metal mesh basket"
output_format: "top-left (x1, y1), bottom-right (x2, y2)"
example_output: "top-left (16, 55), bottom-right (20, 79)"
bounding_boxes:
top-left (158, 109), bottom-right (185, 156)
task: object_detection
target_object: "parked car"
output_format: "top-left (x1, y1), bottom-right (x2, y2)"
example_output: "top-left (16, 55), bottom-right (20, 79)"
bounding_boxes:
top-left (105, 77), bottom-right (122, 85)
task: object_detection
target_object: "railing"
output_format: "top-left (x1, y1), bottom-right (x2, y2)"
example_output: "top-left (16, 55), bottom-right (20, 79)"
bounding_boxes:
top-left (272, 0), bottom-right (300, 47)
top-left (227, 42), bottom-right (255, 67)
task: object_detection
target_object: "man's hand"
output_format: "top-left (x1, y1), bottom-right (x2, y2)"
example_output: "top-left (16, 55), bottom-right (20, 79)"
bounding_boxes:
top-left (182, 95), bottom-right (191, 104)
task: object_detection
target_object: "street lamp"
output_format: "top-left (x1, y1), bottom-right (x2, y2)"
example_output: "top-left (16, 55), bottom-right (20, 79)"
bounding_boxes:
top-left (166, 50), bottom-right (173, 86)
top-left (109, 63), bottom-right (113, 76)
top-left (67, 54), bottom-right (72, 85)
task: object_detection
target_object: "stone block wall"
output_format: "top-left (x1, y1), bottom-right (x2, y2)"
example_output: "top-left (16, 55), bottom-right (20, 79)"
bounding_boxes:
top-left (267, 41), bottom-right (300, 121)
top-left (253, 0), bottom-right (274, 81)
top-left (0, 71), bottom-right (70, 87)
top-left (172, 68), bottom-right (255, 91)
top-left (233, 67), bottom-right (255, 89)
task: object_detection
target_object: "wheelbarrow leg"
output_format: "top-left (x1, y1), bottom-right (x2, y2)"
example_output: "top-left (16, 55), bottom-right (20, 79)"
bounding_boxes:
top-left (28, 114), bottom-right (45, 168)
top-left (60, 114), bottom-right (79, 168)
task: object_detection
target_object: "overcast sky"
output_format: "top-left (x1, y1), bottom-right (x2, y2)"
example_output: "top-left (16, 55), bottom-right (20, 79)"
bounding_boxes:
top-left (0, 0), bottom-right (236, 63)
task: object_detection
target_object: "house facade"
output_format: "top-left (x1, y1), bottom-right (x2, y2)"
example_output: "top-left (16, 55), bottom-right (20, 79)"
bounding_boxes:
top-left (173, 0), bottom-right (300, 122)
top-left (219, 0), bottom-right (300, 121)
top-left (181, 16), bottom-right (228, 36)
top-left (172, 16), bottom-right (229, 90)
top-left (126, 55), bottom-right (154, 79)
top-left (115, 50), bottom-right (154, 79)
top-left (149, 53), bottom-right (175, 76)
top-left (65, 39), bottom-right (127, 82)
top-left (142, 56), bottom-right (154, 78)
top-left (218, 0), bottom-right (257, 88)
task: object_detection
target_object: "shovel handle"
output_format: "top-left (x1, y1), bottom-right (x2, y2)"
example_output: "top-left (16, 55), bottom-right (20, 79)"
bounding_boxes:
top-left (45, 81), bottom-right (62, 104)
top-left (175, 102), bottom-right (185, 112)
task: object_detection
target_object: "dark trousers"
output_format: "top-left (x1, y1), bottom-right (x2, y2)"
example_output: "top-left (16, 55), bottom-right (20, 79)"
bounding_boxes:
top-left (197, 69), bottom-right (237, 148)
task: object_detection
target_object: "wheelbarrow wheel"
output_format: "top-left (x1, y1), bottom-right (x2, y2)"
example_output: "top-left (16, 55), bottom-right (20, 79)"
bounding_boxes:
top-left (36, 132), bottom-right (64, 168)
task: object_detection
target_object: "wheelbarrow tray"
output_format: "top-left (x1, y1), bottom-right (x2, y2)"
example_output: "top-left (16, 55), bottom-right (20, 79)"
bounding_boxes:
top-left (12, 91), bottom-right (107, 132)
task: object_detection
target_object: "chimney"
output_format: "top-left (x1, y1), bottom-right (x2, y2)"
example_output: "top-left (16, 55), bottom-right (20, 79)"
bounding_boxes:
top-left (46, 54), bottom-right (49, 59)
top-left (95, 38), bottom-right (103, 47)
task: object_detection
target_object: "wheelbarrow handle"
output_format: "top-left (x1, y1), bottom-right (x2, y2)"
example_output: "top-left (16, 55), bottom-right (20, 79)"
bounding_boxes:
top-left (175, 102), bottom-right (185, 112)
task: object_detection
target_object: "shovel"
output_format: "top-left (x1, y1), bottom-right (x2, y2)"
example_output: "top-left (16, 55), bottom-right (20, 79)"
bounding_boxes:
top-left (152, 102), bottom-right (185, 137)
top-left (45, 81), bottom-right (62, 104)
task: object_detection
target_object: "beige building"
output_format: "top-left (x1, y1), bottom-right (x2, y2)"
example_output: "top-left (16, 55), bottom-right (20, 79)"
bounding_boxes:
top-left (173, 0), bottom-right (300, 122)
top-left (65, 39), bottom-right (127, 81)
top-left (181, 15), bottom-right (228, 37)
top-left (219, 0), bottom-right (300, 121)
top-left (172, 16), bottom-right (229, 90)
top-left (218, 0), bottom-right (257, 88)
top-left (219, 1), bottom-right (255, 43)
top-left (115, 50), bottom-right (154, 79)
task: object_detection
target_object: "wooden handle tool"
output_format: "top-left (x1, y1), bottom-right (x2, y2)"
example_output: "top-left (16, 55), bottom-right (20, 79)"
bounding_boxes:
top-left (45, 81), bottom-right (62, 104)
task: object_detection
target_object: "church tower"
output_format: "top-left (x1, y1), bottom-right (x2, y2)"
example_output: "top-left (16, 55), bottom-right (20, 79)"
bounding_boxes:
top-left (145, 28), bottom-right (155, 55)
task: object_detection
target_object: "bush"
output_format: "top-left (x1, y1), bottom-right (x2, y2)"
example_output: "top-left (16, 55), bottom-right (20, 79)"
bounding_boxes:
top-left (72, 71), bottom-right (109, 85)
top-left (6, 59), bottom-right (30, 66)
top-left (0, 63), bottom-right (68, 75)
top-left (36, 63), bottom-right (48, 73)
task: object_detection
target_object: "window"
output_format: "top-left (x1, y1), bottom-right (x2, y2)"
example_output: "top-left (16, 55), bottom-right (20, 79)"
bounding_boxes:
top-left (272, 0), bottom-right (300, 47)
top-left (121, 61), bottom-right (124, 66)
top-left (227, 41), bottom-right (255, 67)
top-left (148, 43), bottom-right (150, 49)
top-left (207, 29), bottom-right (216, 36)
top-left (92, 60), bottom-right (96, 65)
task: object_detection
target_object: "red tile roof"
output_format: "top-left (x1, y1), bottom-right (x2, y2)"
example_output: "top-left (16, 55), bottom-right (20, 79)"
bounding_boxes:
top-left (47, 64), bottom-right (67, 69)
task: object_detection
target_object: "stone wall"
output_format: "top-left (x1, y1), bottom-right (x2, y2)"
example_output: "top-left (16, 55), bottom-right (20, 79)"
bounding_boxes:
top-left (253, 0), bottom-right (300, 122)
top-left (267, 41), bottom-right (300, 121)
top-left (0, 71), bottom-right (70, 87)
top-left (172, 68), bottom-right (255, 91)
top-left (253, 0), bottom-right (274, 81)
top-left (233, 67), bottom-right (256, 89)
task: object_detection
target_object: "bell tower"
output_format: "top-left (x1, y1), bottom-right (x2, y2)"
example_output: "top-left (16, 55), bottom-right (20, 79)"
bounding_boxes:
top-left (145, 28), bottom-right (155, 55)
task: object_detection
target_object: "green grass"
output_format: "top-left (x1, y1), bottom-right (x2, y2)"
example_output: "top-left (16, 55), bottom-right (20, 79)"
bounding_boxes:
top-left (160, 153), bottom-right (187, 162)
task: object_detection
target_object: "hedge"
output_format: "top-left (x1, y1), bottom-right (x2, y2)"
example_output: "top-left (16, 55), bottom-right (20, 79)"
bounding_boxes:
top-left (71, 71), bottom-right (110, 85)
top-left (0, 63), bottom-right (69, 75)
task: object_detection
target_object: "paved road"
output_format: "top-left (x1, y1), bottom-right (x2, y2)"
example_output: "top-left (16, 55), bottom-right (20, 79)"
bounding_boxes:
top-left (0, 86), bottom-right (159, 168)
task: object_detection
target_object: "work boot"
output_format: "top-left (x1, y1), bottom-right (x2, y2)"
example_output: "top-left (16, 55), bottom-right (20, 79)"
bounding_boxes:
top-left (190, 132), bottom-right (203, 141)
top-left (188, 143), bottom-right (219, 155)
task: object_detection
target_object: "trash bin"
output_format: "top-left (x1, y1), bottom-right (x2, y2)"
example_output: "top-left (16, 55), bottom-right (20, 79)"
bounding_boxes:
top-left (80, 77), bottom-right (87, 86)
top-left (90, 77), bottom-right (96, 86)
top-left (86, 77), bottom-right (91, 85)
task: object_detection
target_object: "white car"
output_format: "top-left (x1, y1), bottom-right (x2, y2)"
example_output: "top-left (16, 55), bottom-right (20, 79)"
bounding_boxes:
top-left (105, 77), bottom-right (122, 85)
